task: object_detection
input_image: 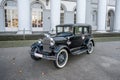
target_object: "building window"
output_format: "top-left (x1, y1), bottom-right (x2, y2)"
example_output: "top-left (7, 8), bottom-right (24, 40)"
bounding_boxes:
top-left (4, 1), bottom-right (18, 28)
top-left (60, 7), bottom-right (64, 24)
top-left (74, 8), bottom-right (76, 24)
top-left (107, 12), bottom-right (111, 27)
top-left (31, 3), bottom-right (43, 28)
top-left (92, 10), bottom-right (97, 26)
top-left (107, 10), bottom-right (114, 31)
top-left (74, 14), bottom-right (76, 24)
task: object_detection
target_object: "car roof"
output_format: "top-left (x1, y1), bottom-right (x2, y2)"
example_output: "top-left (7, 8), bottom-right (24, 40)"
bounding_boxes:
top-left (56, 24), bottom-right (91, 28)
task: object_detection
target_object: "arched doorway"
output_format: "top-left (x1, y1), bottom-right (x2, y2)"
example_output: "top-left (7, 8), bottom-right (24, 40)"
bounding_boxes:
top-left (107, 10), bottom-right (114, 32)
top-left (4, 0), bottom-right (18, 31)
top-left (31, 1), bottom-right (45, 31)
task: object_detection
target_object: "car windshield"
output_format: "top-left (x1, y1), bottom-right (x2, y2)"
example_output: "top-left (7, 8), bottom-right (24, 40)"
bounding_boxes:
top-left (56, 26), bottom-right (73, 37)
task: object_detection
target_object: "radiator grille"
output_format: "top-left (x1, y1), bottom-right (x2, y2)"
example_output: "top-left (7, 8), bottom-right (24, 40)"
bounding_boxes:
top-left (42, 37), bottom-right (51, 52)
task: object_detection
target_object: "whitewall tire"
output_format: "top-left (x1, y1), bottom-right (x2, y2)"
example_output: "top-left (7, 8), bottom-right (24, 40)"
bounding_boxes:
top-left (54, 49), bottom-right (68, 68)
top-left (87, 41), bottom-right (94, 54)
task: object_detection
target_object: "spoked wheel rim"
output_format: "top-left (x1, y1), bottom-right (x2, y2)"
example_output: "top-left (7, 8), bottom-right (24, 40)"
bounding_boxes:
top-left (58, 52), bottom-right (67, 66)
top-left (56, 49), bottom-right (68, 68)
top-left (87, 41), bottom-right (94, 54)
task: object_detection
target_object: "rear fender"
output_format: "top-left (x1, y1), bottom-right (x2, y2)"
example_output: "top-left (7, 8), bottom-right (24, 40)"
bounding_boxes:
top-left (85, 38), bottom-right (95, 46)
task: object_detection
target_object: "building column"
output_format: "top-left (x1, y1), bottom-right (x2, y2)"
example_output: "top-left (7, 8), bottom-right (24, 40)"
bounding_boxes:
top-left (0, 7), bottom-right (5, 32)
top-left (43, 10), bottom-right (51, 32)
top-left (50, 0), bottom-right (60, 33)
top-left (17, 0), bottom-right (31, 34)
top-left (86, 0), bottom-right (92, 25)
top-left (97, 0), bottom-right (107, 32)
top-left (114, 0), bottom-right (120, 32)
top-left (76, 0), bottom-right (86, 23)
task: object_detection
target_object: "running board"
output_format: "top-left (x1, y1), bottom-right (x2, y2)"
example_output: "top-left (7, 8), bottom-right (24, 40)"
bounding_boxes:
top-left (72, 49), bottom-right (88, 55)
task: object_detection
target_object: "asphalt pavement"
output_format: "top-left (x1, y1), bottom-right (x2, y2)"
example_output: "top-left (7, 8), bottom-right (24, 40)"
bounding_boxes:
top-left (0, 41), bottom-right (120, 80)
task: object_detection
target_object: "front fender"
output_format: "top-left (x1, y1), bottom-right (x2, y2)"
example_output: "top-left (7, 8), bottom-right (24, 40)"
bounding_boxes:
top-left (53, 45), bottom-right (70, 54)
top-left (31, 42), bottom-right (43, 52)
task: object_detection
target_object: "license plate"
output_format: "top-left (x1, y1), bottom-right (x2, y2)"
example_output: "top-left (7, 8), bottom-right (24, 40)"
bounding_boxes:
top-left (34, 53), bottom-right (43, 58)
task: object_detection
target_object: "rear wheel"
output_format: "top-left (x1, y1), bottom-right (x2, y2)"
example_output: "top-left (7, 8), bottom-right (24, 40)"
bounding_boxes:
top-left (87, 41), bottom-right (94, 54)
top-left (54, 49), bottom-right (68, 69)
top-left (31, 48), bottom-right (41, 61)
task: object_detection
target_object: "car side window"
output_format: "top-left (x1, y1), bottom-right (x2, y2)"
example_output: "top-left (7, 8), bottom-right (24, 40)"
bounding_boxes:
top-left (84, 27), bottom-right (89, 34)
top-left (57, 27), bottom-right (63, 33)
top-left (64, 27), bottom-right (73, 33)
top-left (75, 27), bottom-right (83, 35)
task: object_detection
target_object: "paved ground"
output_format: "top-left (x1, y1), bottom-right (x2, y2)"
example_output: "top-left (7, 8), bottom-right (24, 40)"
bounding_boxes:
top-left (0, 41), bottom-right (120, 80)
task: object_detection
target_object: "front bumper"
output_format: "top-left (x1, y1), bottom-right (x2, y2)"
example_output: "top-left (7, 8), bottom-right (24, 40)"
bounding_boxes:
top-left (32, 51), bottom-right (57, 60)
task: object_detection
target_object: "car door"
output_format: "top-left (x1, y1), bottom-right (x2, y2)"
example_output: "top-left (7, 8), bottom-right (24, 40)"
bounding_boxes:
top-left (69, 26), bottom-right (83, 49)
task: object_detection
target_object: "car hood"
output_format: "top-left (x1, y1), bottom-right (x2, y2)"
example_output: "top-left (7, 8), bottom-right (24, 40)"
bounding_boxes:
top-left (52, 36), bottom-right (67, 45)
top-left (52, 36), bottom-right (67, 42)
top-left (43, 33), bottom-right (67, 43)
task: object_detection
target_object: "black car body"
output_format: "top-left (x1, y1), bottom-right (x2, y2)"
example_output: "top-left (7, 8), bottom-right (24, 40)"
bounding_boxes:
top-left (30, 24), bottom-right (95, 68)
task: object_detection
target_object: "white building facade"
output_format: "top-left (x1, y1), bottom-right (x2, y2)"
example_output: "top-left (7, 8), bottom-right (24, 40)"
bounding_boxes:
top-left (0, 0), bottom-right (120, 34)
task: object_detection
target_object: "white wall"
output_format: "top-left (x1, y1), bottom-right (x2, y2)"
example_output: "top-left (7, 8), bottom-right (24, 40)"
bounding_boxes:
top-left (91, 0), bottom-right (98, 4)
top-left (0, 7), bottom-right (5, 31)
top-left (30, 0), bottom-right (50, 9)
top-left (61, 1), bottom-right (76, 11)
top-left (108, 0), bottom-right (116, 6)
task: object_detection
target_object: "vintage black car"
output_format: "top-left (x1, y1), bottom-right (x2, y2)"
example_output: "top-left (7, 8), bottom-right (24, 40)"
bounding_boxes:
top-left (30, 24), bottom-right (95, 68)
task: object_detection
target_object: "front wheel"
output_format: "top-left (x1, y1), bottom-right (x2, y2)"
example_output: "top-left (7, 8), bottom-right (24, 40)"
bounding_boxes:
top-left (87, 41), bottom-right (94, 54)
top-left (54, 49), bottom-right (68, 69)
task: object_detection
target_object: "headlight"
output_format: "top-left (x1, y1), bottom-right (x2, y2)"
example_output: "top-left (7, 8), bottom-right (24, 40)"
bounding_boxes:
top-left (38, 40), bottom-right (42, 44)
top-left (38, 39), bottom-right (42, 44)
top-left (50, 38), bottom-right (55, 46)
